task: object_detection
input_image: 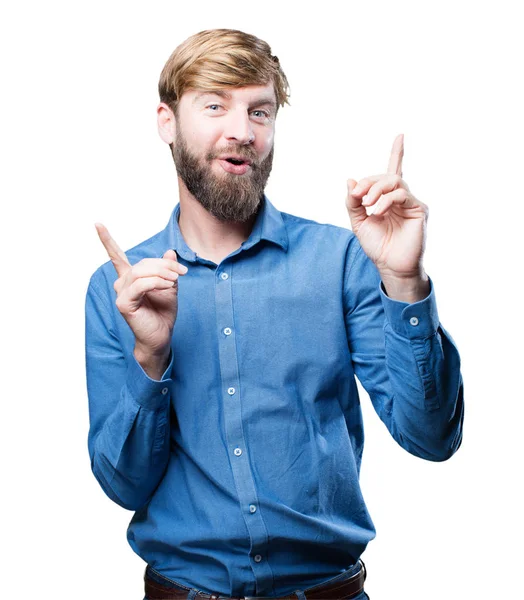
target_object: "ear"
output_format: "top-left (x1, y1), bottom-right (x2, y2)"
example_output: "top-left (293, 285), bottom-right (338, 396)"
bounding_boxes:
top-left (157, 102), bottom-right (176, 145)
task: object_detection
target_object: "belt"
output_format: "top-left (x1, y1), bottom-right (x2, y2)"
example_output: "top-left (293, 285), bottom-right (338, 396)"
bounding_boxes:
top-left (144, 561), bottom-right (366, 600)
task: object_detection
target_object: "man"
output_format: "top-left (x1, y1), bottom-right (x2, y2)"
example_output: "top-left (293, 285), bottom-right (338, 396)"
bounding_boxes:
top-left (86, 28), bottom-right (464, 600)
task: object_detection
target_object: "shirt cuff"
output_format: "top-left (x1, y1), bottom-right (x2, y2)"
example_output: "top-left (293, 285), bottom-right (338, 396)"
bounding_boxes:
top-left (380, 276), bottom-right (440, 339)
top-left (125, 350), bottom-right (174, 410)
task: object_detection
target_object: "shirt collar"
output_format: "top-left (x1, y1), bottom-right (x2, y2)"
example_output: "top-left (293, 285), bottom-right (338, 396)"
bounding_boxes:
top-left (165, 195), bottom-right (289, 262)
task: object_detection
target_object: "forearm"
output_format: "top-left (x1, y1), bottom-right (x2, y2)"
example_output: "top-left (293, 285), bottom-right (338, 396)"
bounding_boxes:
top-left (86, 279), bottom-right (173, 510)
top-left (89, 356), bottom-right (173, 510)
top-left (344, 245), bottom-right (464, 461)
top-left (382, 318), bottom-right (464, 461)
top-left (377, 281), bottom-right (464, 461)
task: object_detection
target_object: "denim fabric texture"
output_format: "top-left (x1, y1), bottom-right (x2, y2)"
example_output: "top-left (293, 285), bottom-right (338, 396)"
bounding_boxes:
top-left (86, 196), bottom-right (464, 597)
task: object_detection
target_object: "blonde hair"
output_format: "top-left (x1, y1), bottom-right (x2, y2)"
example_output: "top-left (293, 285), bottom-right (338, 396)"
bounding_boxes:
top-left (158, 29), bottom-right (290, 113)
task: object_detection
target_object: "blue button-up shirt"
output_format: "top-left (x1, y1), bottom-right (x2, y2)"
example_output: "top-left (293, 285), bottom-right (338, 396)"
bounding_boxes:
top-left (85, 196), bottom-right (464, 597)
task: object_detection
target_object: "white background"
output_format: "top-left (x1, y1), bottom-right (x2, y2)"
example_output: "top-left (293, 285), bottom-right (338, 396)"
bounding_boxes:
top-left (2, 1), bottom-right (522, 598)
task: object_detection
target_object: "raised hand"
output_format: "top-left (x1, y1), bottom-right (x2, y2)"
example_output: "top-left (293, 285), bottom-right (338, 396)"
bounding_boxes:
top-left (345, 134), bottom-right (430, 302)
top-left (95, 223), bottom-right (188, 378)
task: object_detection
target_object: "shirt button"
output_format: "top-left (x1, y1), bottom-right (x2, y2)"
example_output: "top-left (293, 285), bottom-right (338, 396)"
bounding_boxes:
top-left (228, 387), bottom-right (236, 395)
top-left (409, 317), bottom-right (419, 326)
top-left (220, 272), bottom-right (229, 280)
top-left (161, 387), bottom-right (169, 395)
top-left (249, 504), bottom-right (257, 514)
top-left (254, 555), bottom-right (262, 563)
top-left (224, 327), bottom-right (232, 335)
top-left (234, 448), bottom-right (242, 456)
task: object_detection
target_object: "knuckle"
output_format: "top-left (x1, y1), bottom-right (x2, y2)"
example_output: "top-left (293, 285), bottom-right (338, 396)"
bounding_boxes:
top-left (113, 277), bottom-right (123, 293)
top-left (129, 265), bottom-right (141, 280)
top-left (115, 297), bottom-right (126, 312)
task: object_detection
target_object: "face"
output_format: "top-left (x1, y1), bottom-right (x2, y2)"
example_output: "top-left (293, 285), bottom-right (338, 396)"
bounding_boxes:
top-left (159, 83), bottom-right (277, 223)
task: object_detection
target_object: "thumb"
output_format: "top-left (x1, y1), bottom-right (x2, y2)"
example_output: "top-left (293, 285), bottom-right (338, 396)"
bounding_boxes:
top-left (163, 248), bottom-right (189, 277)
top-left (162, 249), bottom-right (181, 292)
top-left (164, 249), bottom-right (188, 273)
top-left (345, 178), bottom-right (368, 233)
top-left (347, 178), bottom-right (358, 192)
top-left (163, 249), bottom-right (178, 260)
top-left (345, 179), bottom-right (360, 210)
top-left (345, 178), bottom-right (366, 214)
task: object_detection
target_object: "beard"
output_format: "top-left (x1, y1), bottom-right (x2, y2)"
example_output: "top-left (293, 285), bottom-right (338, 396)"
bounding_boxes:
top-left (171, 130), bottom-right (274, 223)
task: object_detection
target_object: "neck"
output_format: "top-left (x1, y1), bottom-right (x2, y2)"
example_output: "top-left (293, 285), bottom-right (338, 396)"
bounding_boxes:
top-left (177, 180), bottom-right (259, 260)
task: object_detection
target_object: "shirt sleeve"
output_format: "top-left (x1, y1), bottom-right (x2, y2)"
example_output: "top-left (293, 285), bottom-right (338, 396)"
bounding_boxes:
top-left (85, 275), bottom-right (174, 510)
top-left (344, 242), bottom-right (464, 461)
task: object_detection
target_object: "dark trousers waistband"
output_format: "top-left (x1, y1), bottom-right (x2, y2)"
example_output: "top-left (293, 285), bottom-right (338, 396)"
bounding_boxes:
top-left (144, 560), bottom-right (367, 600)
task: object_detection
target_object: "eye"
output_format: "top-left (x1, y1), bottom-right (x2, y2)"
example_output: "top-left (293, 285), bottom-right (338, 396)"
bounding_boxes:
top-left (206, 104), bottom-right (223, 113)
top-left (251, 110), bottom-right (269, 119)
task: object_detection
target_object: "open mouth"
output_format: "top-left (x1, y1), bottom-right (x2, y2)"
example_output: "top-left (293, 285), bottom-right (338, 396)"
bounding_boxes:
top-left (216, 156), bottom-right (253, 175)
top-left (225, 157), bottom-right (248, 166)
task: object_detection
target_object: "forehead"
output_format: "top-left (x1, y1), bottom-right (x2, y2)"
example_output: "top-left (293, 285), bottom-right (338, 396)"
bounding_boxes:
top-left (184, 82), bottom-right (277, 107)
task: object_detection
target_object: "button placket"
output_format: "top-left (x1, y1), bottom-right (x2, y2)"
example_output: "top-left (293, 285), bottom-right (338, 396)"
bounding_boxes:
top-left (214, 262), bottom-right (273, 592)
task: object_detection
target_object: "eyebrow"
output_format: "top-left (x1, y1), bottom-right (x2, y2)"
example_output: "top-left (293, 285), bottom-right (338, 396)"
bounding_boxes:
top-left (192, 90), bottom-right (277, 111)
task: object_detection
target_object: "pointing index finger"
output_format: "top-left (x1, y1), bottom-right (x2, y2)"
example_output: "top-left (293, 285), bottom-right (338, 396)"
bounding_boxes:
top-left (95, 222), bottom-right (131, 277)
top-left (387, 133), bottom-right (404, 177)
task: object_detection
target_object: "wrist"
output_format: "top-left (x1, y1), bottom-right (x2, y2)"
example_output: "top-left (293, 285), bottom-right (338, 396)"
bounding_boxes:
top-left (134, 344), bottom-right (171, 380)
top-left (380, 270), bottom-right (430, 303)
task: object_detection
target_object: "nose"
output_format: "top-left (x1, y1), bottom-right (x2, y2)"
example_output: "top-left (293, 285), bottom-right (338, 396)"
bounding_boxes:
top-left (224, 109), bottom-right (255, 145)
